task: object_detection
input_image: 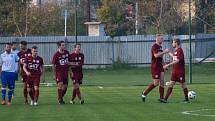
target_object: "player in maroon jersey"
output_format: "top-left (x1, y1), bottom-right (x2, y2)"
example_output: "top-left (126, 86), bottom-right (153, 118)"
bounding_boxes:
top-left (23, 46), bottom-right (44, 106)
top-left (69, 43), bottom-right (85, 104)
top-left (17, 41), bottom-right (32, 104)
top-left (162, 38), bottom-right (189, 103)
top-left (52, 41), bottom-right (71, 104)
top-left (141, 34), bottom-right (169, 102)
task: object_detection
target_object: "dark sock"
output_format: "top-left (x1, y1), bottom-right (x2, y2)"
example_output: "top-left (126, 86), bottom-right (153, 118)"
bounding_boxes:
top-left (183, 88), bottom-right (189, 101)
top-left (159, 86), bottom-right (164, 99)
top-left (164, 87), bottom-right (173, 100)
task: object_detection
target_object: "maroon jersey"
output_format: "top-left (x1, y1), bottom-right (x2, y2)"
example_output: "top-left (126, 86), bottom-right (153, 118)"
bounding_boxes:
top-left (17, 49), bottom-right (32, 76)
top-left (70, 52), bottom-right (84, 73)
top-left (151, 43), bottom-right (163, 71)
top-left (172, 48), bottom-right (185, 74)
top-left (52, 50), bottom-right (70, 76)
top-left (24, 56), bottom-right (44, 76)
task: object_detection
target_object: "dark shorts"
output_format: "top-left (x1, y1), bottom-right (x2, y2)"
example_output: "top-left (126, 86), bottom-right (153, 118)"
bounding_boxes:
top-left (27, 76), bottom-right (41, 88)
top-left (72, 73), bottom-right (83, 85)
top-left (56, 73), bottom-right (68, 85)
top-left (151, 68), bottom-right (164, 79)
top-left (170, 72), bottom-right (185, 83)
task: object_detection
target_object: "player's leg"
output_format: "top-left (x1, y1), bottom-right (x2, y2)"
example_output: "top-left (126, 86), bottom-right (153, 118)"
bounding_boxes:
top-left (141, 78), bottom-right (159, 102)
top-left (12, 72), bottom-right (18, 98)
top-left (7, 72), bottom-right (16, 105)
top-left (27, 77), bottom-right (34, 105)
top-left (163, 80), bottom-right (175, 102)
top-left (159, 72), bottom-right (165, 100)
top-left (57, 81), bottom-right (64, 104)
top-left (179, 82), bottom-right (189, 102)
top-left (33, 77), bottom-right (40, 106)
top-left (22, 76), bottom-right (28, 104)
top-left (75, 83), bottom-right (84, 104)
top-left (70, 81), bottom-right (77, 104)
top-left (1, 72), bottom-right (7, 105)
top-left (62, 82), bottom-right (68, 97)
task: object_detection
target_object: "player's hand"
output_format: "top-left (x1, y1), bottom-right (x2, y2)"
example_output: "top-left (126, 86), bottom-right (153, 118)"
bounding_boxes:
top-left (70, 72), bottom-right (73, 79)
top-left (26, 71), bottom-right (31, 76)
top-left (163, 64), bottom-right (169, 70)
top-left (164, 48), bottom-right (169, 53)
top-left (53, 75), bottom-right (56, 80)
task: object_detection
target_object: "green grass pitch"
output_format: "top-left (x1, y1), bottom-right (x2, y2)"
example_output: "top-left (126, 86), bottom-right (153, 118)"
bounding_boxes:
top-left (0, 63), bottom-right (215, 121)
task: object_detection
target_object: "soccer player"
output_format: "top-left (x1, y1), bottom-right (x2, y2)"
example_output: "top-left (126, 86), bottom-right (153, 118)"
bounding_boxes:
top-left (70, 43), bottom-right (85, 104)
top-left (17, 41), bottom-right (32, 104)
top-left (23, 46), bottom-right (44, 106)
top-left (0, 43), bottom-right (19, 105)
top-left (11, 41), bottom-right (20, 98)
top-left (52, 41), bottom-right (70, 104)
top-left (162, 38), bottom-right (189, 103)
top-left (11, 41), bottom-right (20, 81)
top-left (141, 34), bottom-right (169, 102)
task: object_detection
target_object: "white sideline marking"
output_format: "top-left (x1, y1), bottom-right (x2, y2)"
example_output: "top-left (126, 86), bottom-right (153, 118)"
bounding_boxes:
top-left (182, 109), bottom-right (215, 117)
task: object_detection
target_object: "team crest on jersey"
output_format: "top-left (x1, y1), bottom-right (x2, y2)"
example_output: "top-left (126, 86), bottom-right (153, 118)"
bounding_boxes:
top-left (79, 57), bottom-right (81, 60)
top-left (155, 75), bottom-right (158, 78)
top-left (36, 60), bottom-right (39, 63)
top-left (66, 54), bottom-right (68, 57)
top-left (180, 77), bottom-right (183, 80)
top-left (25, 54), bottom-right (27, 56)
top-left (33, 59), bottom-right (36, 62)
top-left (75, 57), bottom-right (78, 60)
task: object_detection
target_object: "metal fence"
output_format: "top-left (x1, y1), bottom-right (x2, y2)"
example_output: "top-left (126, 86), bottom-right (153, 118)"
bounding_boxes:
top-left (0, 34), bottom-right (215, 67)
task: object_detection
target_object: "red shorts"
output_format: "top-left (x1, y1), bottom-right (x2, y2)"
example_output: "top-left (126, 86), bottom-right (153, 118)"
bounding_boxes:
top-left (21, 75), bottom-right (28, 83)
top-left (56, 73), bottom-right (68, 85)
top-left (72, 73), bottom-right (83, 85)
top-left (151, 68), bottom-right (164, 79)
top-left (27, 76), bottom-right (40, 88)
top-left (170, 72), bottom-right (185, 83)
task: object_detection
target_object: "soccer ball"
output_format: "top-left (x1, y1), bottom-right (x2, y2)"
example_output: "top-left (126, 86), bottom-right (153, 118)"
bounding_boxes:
top-left (188, 91), bottom-right (196, 99)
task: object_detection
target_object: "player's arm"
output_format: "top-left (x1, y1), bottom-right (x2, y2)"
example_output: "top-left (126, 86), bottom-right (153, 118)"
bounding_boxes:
top-left (163, 58), bottom-right (180, 69)
top-left (154, 49), bottom-right (169, 58)
top-left (23, 63), bottom-right (31, 76)
top-left (52, 54), bottom-right (57, 80)
top-left (40, 65), bottom-right (45, 83)
top-left (168, 52), bottom-right (174, 58)
top-left (0, 56), bottom-right (2, 75)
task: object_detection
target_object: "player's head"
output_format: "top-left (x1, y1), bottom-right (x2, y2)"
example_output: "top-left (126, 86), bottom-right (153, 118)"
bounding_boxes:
top-left (11, 41), bottom-right (17, 50)
top-left (31, 46), bottom-right (38, 57)
top-left (20, 41), bottom-right (27, 50)
top-left (74, 43), bottom-right (81, 52)
top-left (57, 41), bottom-right (65, 51)
top-left (172, 38), bottom-right (181, 48)
top-left (156, 34), bottom-right (164, 45)
top-left (5, 43), bottom-right (12, 53)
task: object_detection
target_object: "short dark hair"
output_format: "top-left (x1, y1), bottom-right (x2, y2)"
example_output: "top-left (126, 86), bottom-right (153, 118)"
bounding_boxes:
top-left (74, 43), bottom-right (81, 48)
top-left (32, 46), bottom-right (38, 49)
top-left (6, 43), bottom-right (12, 46)
top-left (57, 41), bottom-right (65, 47)
top-left (12, 41), bottom-right (17, 45)
top-left (20, 41), bottom-right (27, 46)
top-left (173, 38), bottom-right (181, 45)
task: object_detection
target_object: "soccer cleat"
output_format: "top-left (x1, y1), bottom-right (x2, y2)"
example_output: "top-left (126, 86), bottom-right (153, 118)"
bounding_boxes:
top-left (33, 102), bottom-right (38, 106)
top-left (69, 100), bottom-right (75, 104)
top-left (183, 100), bottom-right (190, 104)
top-left (158, 99), bottom-right (164, 102)
top-left (80, 100), bottom-right (84, 104)
top-left (141, 93), bottom-right (146, 102)
top-left (30, 100), bottom-right (34, 106)
top-left (160, 99), bottom-right (168, 103)
top-left (24, 100), bottom-right (29, 105)
top-left (58, 100), bottom-right (65, 105)
top-left (7, 102), bottom-right (11, 106)
top-left (1, 100), bottom-right (6, 105)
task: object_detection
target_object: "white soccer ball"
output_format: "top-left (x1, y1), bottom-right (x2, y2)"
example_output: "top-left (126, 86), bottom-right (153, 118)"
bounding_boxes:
top-left (188, 91), bottom-right (196, 99)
